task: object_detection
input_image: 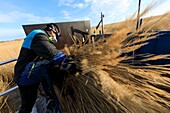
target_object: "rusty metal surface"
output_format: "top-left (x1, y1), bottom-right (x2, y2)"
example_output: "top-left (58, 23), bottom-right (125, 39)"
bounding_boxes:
top-left (22, 20), bottom-right (91, 49)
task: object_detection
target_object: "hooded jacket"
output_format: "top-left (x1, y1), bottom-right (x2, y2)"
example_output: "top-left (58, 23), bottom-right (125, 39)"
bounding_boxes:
top-left (14, 29), bottom-right (60, 83)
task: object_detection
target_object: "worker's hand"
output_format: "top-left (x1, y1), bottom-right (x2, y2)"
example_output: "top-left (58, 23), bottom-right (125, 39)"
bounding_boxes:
top-left (61, 60), bottom-right (77, 75)
top-left (51, 52), bottom-right (78, 75)
top-left (60, 54), bottom-right (80, 75)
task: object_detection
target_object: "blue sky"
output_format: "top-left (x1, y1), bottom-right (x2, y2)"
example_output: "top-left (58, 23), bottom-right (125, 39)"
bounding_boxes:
top-left (0, 0), bottom-right (170, 41)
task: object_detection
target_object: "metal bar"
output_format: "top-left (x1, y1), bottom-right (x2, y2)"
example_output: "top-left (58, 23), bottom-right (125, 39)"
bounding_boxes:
top-left (0, 58), bottom-right (18, 97)
top-left (0, 86), bottom-right (18, 97)
top-left (96, 20), bottom-right (102, 30)
top-left (0, 58), bottom-right (17, 66)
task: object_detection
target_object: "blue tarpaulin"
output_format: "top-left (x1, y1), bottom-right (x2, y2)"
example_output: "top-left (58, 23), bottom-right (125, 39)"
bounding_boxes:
top-left (138, 31), bottom-right (170, 54)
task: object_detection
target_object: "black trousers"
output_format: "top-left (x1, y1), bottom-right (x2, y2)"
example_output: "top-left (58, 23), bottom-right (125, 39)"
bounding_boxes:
top-left (18, 84), bottom-right (39, 113)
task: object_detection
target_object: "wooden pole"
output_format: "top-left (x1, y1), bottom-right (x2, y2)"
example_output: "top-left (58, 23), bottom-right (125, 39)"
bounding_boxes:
top-left (133, 0), bottom-right (141, 64)
top-left (136, 0), bottom-right (141, 31)
top-left (101, 12), bottom-right (105, 42)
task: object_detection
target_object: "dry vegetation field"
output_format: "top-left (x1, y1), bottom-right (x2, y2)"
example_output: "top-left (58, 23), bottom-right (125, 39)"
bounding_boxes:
top-left (0, 39), bottom-right (23, 112)
top-left (0, 7), bottom-right (170, 113)
top-left (0, 39), bottom-right (23, 85)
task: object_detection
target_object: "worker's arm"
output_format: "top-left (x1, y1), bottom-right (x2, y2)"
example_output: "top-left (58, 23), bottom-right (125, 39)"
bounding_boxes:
top-left (31, 34), bottom-right (77, 74)
top-left (31, 33), bottom-right (60, 61)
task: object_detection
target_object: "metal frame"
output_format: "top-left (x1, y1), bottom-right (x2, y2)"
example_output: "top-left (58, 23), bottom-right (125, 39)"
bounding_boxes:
top-left (0, 58), bottom-right (18, 97)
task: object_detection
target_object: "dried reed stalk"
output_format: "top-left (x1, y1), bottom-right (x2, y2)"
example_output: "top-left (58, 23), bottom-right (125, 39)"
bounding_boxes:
top-left (53, 4), bottom-right (170, 112)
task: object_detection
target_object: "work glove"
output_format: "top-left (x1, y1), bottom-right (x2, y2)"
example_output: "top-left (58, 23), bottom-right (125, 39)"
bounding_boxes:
top-left (51, 52), bottom-right (78, 75)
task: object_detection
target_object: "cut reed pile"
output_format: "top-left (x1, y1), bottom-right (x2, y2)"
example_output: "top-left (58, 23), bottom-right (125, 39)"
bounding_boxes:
top-left (54, 9), bottom-right (170, 113)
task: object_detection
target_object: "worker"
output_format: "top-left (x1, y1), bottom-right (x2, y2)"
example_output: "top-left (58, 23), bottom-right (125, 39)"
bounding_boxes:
top-left (14, 23), bottom-right (77, 113)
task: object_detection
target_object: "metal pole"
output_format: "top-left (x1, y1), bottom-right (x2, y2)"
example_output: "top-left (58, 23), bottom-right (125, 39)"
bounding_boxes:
top-left (0, 58), bottom-right (18, 96)
top-left (133, 0), bottom-right (141, 64)
top-left (101, 12), bottom-right (105, 42)
top-left (136, 0), bottom-right (141, 31)
top-left (0, 58), bottom-right (17, 66)
top-left (0, 86), bottom-right (18, 97)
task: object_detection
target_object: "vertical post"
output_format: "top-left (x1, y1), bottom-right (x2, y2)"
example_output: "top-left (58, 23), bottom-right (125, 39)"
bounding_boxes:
top-left (101, 12), bottom-right (105, 42)
top-left (92, 29), bottom-right (96, 46)
top-left (133, 0), bottom-right (141, 64)
top-left (136, 0), bottom-right (141, 31)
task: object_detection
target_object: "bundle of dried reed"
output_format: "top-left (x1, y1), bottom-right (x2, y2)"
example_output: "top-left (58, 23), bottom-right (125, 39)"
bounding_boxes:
top-left (53, 7), bottom-right (170, 112)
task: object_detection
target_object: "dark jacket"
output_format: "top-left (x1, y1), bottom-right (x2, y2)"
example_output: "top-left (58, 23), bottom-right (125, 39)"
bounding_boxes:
top-left (14, 29), bottom-right (60, 83)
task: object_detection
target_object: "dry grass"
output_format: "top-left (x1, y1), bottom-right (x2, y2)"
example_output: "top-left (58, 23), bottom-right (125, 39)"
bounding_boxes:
top-left (57, 35), bottom-right (170, 112)
top-left (0, 39), bottom-right (23, 87)
top-left (0, 39), bottom-right (23, 112)
top-left (55, 6), bottom-right (170, 112)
